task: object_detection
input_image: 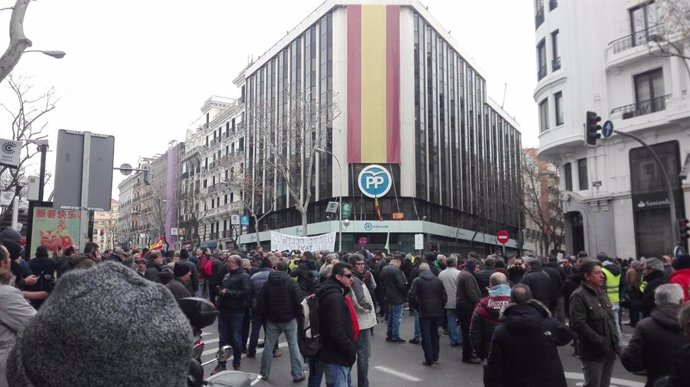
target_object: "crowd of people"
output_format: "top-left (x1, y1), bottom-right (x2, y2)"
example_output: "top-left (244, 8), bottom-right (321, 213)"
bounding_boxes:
top-left (2, 226), bottom-right (690, 387)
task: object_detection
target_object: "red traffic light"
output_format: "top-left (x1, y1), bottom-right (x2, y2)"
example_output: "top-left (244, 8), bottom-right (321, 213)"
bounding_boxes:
top-left (585, 111), bottom-right (602, 146)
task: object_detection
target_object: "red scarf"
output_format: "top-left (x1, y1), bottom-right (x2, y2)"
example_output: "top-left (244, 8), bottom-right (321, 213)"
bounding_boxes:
top-left (344, 294), bottom-right (360, 342)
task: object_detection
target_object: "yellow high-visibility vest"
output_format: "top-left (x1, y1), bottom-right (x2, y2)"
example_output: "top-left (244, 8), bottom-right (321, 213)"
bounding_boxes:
top-left (601, 266), bottom-right (621, 303)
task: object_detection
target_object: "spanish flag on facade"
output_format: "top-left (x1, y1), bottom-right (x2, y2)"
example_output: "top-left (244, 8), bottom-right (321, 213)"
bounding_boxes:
top-left (149, 235), bottom-right (165, 251)
top-left (374, 196), bottom-right (383, 221)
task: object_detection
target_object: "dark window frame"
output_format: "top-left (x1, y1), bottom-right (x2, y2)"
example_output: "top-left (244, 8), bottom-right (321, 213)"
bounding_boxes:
top-left (538, 98), bottom-right (549, 132)
top-left (554, 91), bottom-right (563, 126)
top-left (577, 158), bottom-right (588, 190)
top-left (564, 162), bottom-right (572, 191)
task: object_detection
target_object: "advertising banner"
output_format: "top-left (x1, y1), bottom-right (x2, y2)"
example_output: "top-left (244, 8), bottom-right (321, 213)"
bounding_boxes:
top-left (270, 231), bottom-right (336, 253)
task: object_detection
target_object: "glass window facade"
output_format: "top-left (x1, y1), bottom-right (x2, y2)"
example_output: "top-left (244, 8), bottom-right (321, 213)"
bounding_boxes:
top-left (413, 13), bottom-right (522, 233)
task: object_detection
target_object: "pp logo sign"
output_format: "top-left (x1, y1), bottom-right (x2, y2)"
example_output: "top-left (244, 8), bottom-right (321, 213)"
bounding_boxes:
top-left (358, 164), bottom-right (392, 198)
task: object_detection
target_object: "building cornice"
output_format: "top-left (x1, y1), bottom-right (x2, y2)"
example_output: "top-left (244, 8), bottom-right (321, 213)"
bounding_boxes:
top-left (245, 0), bottom-right (487, 82)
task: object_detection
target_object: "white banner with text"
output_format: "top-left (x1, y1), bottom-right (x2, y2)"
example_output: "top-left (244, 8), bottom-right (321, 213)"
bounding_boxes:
top-left (270, 231), bottom-right (336, 253)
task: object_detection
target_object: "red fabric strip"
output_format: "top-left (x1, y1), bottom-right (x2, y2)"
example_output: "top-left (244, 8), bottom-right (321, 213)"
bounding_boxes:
top-left (347, 5), bottom-right (362, 163)
top-left (386, 5), bottom-right (400, 164)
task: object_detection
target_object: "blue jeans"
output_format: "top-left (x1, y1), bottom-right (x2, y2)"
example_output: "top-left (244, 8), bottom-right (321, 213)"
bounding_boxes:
top-left (323, 363), bottom-right (351, 387)
top-left (356, 328), bottom-right (371, 387)
top-left (386, 303), bottom-right (403, 339)
top-left (260, 319), bottom-right (303, 380)
top-left (307, 357), bottom-right (323, 387)
top-left (411, 309), bottom-right (421, 339)
top-left (219, 312), bottom-right (244, 367)
top-left (420, 317), bottom-right (440, 364)
top-left (445, 308), bottom-right (462, 345)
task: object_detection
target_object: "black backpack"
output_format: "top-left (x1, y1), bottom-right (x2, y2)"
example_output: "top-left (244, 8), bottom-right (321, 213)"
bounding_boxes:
top-left (297, 294), bottom-right (322, 357)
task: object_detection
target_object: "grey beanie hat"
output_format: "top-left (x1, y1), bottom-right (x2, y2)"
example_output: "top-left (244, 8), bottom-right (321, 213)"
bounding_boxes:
top-left (7, 261), bottom-right (193, 387)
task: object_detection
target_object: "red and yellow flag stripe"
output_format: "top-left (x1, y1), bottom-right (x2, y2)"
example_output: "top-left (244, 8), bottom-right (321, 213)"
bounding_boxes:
top-left (347, 4), bottom-right (400, 164)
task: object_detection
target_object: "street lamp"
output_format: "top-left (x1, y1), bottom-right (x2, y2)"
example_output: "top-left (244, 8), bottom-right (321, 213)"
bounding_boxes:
top-left (314, 147), bottom-right (343, 252)
top-left (24, 49), bottom-right (66, 59)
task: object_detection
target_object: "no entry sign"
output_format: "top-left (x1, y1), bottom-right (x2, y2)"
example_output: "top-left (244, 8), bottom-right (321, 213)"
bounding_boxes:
top-left (496, 230), bottom-right (510, 245)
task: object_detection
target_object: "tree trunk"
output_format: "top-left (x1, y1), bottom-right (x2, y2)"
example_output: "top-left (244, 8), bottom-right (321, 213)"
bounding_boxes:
top-left (301, 209), bottom-right (308, 237)
top-left (253, 214), bottom-right (261, 248)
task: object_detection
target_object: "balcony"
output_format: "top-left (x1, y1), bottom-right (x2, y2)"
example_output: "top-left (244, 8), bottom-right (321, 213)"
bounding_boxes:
top-left (551, 57), bottom-right (561, 72)
top-left (610, 94), bottom-right (670, 120)
top-left (549, 0), bottom-right (557, 11)
top-left (535, 7), bottom-right (544, 29)
top-left (537, 65), bottom-right (547, 81)
top-left (609, 24), bottom-right (664, 55)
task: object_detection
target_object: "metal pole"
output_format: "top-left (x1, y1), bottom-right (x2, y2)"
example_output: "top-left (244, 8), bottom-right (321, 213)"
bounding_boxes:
top-left (316, 148), bottom-right (343, 252)
top-left (80, 132), bottom-right (91, 251)
top-left (38, 144), bottom-right (47, 201)
top-left (614, 131), bottom-right (680, 248)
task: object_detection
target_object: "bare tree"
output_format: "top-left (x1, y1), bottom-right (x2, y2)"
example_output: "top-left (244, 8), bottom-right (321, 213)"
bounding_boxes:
top-left (178, 178), bottom-right (209, 247)
top-left (0, 74), bottom-right (57, 217)
top-left (0, 0), bottom-right (31, 83)
top-left (248, 88), bottom-right (340, 236)
top-left (648, 0), bottom-right (690, 76)
top-left (522, 154), bottom-right (564, 255)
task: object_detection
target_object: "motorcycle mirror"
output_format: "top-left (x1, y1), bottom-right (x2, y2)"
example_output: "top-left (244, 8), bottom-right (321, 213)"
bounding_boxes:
top-left (177, 297), bottom-right (218, 330)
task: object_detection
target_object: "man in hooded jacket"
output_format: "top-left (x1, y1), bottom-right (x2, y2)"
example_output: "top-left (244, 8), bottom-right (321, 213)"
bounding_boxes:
top-left (487, 284), bottom-right (573, 387)
top-left (621, 284), bottom-right (690, 387)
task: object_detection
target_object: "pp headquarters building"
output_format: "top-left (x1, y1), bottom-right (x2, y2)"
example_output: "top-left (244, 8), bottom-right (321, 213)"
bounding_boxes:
top-left (236, 0), bottom-right (524, 253)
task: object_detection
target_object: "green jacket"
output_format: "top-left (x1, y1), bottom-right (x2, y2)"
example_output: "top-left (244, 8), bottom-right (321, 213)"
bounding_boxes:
top-left (569, 283), bottom-right (619, 362)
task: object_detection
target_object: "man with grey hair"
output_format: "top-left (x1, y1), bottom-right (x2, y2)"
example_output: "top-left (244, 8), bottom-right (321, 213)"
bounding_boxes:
top-left (622, 284), bottom-right (689, 387)
top-left (631, 257), bottom-right (668, 318)
top-left (438, 254), bottom-right (462, 347)
top-left (408, 262), bottom-right (446, 366)
top-left (661, 303), bottom-right (690, 386)
top-left (470, 272), bottom-right (511, 364)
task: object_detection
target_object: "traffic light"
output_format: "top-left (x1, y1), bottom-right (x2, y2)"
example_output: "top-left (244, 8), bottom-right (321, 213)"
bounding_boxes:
top-left (680, 219), bottom-right (690, 242)
top-left (585, 111), bottom-right (602, 146)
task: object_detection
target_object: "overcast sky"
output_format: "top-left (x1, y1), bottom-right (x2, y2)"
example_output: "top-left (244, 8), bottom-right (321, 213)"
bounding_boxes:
top-left (0, 0), bottom-right (537, 198)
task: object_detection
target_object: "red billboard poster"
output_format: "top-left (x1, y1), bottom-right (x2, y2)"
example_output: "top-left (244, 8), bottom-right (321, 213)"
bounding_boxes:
top-left (29, 203), bottom-right (81, 256)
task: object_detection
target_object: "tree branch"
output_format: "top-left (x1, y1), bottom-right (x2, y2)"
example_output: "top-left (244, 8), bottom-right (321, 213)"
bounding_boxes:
top-left (0, 0), bottom-right (32, 83)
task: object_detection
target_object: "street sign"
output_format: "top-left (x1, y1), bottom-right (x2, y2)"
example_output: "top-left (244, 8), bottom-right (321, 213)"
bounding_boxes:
top-left (414, 233), bottom-right (424, 250)
top-left (496, 230), bottom-right (510, 245)
top-left (0, 138), bottom-right (22, 168)
top-left (342, 202), bottom-right (352, 219)
top-left (240, 215), bottom-right (250, 226)
top-left (231, 215), bottom-right (241, 225)
top-left (325, 201), bottom-right (339, 214)
top-left (602, 120), bottom-right (614, 138)
top-left (170, 228), bottom-right (178, 236)
top-left (119, 163), bottom-right (133, 175)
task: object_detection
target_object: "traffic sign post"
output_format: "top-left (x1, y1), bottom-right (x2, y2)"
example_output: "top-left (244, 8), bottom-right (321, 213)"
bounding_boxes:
top-left (497, 230), bottom-right (510, 256)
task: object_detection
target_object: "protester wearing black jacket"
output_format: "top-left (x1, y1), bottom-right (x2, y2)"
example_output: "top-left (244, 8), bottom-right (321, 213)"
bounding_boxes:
top-left (316, 263), bottom-right (357, 385)
top-left (257, 263), bottom-right (304, 382)
top-left (621, 285), bottom-right (690, 387)
top-left (408, 264), bottom-right (446, 366)
top-left (380, 257), bottom-right (408, 342)
top-left (487, 285), bottom-right (574, 387)
top-left (632, 258), bottom-right (668, 318)
top-left (216, 256), bottom-right (251, 372)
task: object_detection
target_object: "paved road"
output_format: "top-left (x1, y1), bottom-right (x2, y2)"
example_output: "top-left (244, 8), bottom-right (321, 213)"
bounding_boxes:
top-left (199, 312), bottom-right (646, 387)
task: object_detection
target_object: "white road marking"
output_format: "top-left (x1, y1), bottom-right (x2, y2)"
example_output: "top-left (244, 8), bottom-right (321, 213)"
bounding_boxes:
top-left (373, 366), bottom-right (423, 382)
top-left (564, 372), bottom-right (644, 387)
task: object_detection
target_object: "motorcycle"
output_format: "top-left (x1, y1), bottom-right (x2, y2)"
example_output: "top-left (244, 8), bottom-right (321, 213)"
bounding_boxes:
top-left (177, 297), bottom-right (270, 387)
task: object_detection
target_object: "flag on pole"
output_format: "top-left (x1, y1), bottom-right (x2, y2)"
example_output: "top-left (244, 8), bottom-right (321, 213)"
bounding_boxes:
top-left (149, 235), bottom-right (165, 251)
top-left (374, 195), bottom-right (383, 221)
